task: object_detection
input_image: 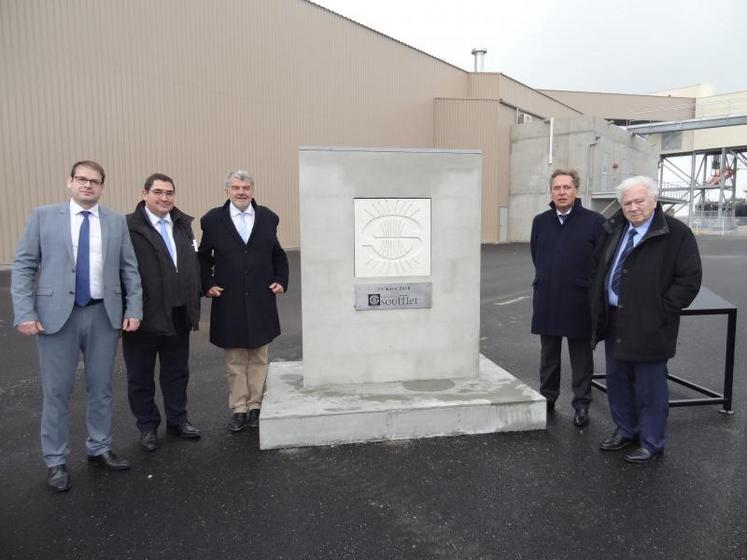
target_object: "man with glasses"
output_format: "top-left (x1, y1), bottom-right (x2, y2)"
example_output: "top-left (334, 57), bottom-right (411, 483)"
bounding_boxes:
top-left (198, 170), bottom-right (288, 434)
top-left (11, 160), bottom-right (142, 492)
top-left (122, 173), bottom-right (202, 452)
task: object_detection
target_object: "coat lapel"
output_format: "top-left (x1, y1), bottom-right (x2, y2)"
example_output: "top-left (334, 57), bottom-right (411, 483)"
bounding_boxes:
top-left (220, 200), bottom-right (250, 245)
top-left (60, 204), bottom-right (75, 264)
top-left (99, 205), bottom-right (110, 265)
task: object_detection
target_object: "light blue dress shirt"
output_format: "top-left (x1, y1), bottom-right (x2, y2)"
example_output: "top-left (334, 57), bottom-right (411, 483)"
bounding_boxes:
top-left (606, 213), bottom-right (655, 307)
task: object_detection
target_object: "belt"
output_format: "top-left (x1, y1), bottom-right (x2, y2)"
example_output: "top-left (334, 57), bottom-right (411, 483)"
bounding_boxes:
top-left (76, 299), bottom-right (103, 307)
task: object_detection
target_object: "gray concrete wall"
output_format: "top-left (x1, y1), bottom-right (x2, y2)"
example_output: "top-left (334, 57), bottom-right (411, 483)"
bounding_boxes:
top-left (508, 116), bottom-right (658, 241)
top-left (298, 147), bottom-right (482, 387)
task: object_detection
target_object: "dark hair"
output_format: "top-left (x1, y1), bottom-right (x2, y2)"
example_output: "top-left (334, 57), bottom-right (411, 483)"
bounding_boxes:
top-left (549, 169), bottom-right (580, 189)
top-left (70, 160), bottom-right (105, 184)
top-left (144, 173), bottom-right (175, 192)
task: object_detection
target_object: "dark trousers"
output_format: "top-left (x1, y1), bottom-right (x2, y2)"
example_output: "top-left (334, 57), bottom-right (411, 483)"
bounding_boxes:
top-left (604, 309), bottom-right (668, 453)
top-left (122, 307), bottom-right (191, 432)
top-left (539, 335), bottom-right (594, 409)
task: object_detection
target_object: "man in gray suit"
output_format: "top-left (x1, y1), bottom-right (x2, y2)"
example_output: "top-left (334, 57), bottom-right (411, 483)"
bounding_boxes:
top-left (12, 160), bottom-right (143, 493)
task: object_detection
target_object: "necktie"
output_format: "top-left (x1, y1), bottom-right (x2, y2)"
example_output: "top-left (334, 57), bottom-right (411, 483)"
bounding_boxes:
top-left (611, 229), bottom-right (638, 295)
top-left (158, 218), bottom-right (176, 263)
top-left (238, 212), bottom-right (249, 243)
top-left (75, 211), bottom-right (91, 306)
top-left (559, 214), bottom-right (567, 224)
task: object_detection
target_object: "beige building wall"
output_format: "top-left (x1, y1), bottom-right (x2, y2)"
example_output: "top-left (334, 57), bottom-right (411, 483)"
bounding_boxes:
top-left (435, 75), bottom-right (582, 242)
top-left (540, 89), bottom-right (696, 123)
top-left (0, 0), bottom-right (470, 263)
top-left (434, 98), bottom-right (501, 241)
top-left (693, 91), bottom-right (747, 150)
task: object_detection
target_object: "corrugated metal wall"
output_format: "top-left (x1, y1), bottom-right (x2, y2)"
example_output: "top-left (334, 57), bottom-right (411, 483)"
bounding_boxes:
top-left (539, 89), bottom-right (696, 122)
top-left (434, 98), bottom-right (501, 241)
top-left (0, 0), bottom-right (469, 263)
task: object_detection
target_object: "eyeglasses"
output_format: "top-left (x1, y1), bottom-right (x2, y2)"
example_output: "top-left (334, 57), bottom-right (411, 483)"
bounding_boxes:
top-left (73, 175), bottom-right (103, 187)
top-left (149, 189), bottom-right (175, 198)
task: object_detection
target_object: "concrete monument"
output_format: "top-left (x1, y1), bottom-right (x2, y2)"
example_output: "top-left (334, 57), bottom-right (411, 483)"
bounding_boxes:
top-left (260, 147), bottom-right (544, 449)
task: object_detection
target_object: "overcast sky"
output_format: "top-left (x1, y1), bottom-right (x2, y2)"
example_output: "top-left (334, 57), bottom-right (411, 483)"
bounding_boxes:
top-left (313, 0), bottom-right (746, 96)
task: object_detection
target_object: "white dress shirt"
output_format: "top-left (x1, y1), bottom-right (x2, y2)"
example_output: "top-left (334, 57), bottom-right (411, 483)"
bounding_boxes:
top-left (144, 206), bottom-right (177, 267)
top-left (69, 200), bottom-right (103, 299)
top-left (230, 203), bottom-right (255, 241)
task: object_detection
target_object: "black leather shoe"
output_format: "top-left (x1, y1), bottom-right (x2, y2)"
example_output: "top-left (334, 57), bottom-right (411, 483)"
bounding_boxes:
top-left (573, 407), bottom-right (590, 427)
top-left (87, 451), bottom-right (130, 471)
top-left (599, 430), bottom-right (636, 451)
top-left (546, 400), bottom-right (556, 413)
top-left (247, 409), bottom-right (260, 428)
top-left (139, 430), bottom-right (160, 451)
top-left (167, 420), bottom-right (201, 439)
top-left (47, 465), bottom-right (71, 493)
top-left (624, 447), bottom-right (662, 464)
top-left (228, 412), bottom-right (247, 432)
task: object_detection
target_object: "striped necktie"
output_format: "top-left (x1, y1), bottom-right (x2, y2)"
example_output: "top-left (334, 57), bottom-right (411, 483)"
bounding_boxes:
top-left (611, 229), bottom-right (638, 295)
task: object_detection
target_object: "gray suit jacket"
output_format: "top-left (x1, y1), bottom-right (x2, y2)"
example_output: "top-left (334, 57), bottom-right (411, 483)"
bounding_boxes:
top-left (11, 202), bottom-right (143, 334)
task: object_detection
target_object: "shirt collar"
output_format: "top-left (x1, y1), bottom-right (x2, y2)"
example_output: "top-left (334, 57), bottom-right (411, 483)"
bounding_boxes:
top-left (230, 203), bottom-right (254, 217)
top-left (144, 205), bottom-right (171, 227)
top-left (70, 199), bottom-right (99, 217)
top-left (627, 212), bottom-right (655, 238)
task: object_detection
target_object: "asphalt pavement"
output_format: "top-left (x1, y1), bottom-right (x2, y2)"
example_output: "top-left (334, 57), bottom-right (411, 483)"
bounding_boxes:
top-left (1, 238), bottom-right (745, 560)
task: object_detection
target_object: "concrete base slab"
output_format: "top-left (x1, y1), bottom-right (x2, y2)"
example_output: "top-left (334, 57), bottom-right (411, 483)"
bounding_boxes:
top-left (260, 354), bottom-right (546, 450)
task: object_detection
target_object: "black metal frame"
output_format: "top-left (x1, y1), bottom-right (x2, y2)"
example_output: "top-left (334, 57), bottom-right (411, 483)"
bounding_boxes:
top-left (592, 287), bottom-right (737, 414)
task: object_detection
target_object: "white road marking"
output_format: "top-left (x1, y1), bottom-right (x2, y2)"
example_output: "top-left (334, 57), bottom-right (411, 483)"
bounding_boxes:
top-left (495, 296), bottom-right (529, 306)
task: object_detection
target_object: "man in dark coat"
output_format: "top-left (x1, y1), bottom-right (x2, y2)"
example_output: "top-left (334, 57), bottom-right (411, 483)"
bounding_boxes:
top-left (590, 176), bottom-right (701, 463)
top-left (198, 169), bottom-right (289, 432)
top-left (531, 169), bottom-right (605, 427)
top-left (123, 173), bottom-right (202, 452)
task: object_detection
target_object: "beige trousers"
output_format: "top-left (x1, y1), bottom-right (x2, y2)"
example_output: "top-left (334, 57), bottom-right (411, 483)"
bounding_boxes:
top-left (224, 345), bottom-right (269, 413)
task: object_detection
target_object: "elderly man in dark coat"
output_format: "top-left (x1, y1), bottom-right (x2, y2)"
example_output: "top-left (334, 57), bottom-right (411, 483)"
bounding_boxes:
top-left (530, 169), bottom-right (605, 427)
top-left (590, 176), bottom-right (701, 463)
top-left (198, 170), bottom-right (289, 432)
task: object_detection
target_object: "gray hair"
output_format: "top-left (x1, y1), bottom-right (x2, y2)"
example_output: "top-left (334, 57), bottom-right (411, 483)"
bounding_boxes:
top-left (224, 169), bottom-right (255, 189)
top-left (615, 175), bottom-right (658, 204)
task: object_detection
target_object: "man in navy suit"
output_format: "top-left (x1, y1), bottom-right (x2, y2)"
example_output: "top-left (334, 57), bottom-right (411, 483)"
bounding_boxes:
top-left (530, 169), bottom-right (605, 427)
top-left (198, 170), bottom-right (288, 433)
top-left (12, 160), bottom-right (142, 492)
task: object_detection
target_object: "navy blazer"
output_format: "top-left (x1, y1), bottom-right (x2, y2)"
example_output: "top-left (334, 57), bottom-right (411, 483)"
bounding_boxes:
top-left (198, 199), bottom-right (289, 349)
top-left (530, 198), bottom-right (604, 338)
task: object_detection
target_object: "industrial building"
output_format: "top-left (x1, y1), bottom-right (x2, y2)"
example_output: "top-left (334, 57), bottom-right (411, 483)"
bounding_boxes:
top-left (1, 0), bottom-right (744, 263)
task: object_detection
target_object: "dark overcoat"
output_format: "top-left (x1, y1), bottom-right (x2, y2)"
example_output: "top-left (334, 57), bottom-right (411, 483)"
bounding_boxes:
top-left (125, 201), bottom-right (201, 336)
top-left (198, 199), bottom-right (289, 349)
top-left (589, 204), bottom-right (702, 361)
top-left (530, 198), bottom-right (605, 338)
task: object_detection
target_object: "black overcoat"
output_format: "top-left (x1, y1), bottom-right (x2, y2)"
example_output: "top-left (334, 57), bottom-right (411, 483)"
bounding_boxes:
top-left (589, 204), bottom-right (702, 361)
top-left (198, 199), bottom-right (289, 349)
top-left (126, 202), bottom-right (201, 336)
top-left (530, 198), bottom-right (605, 338)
